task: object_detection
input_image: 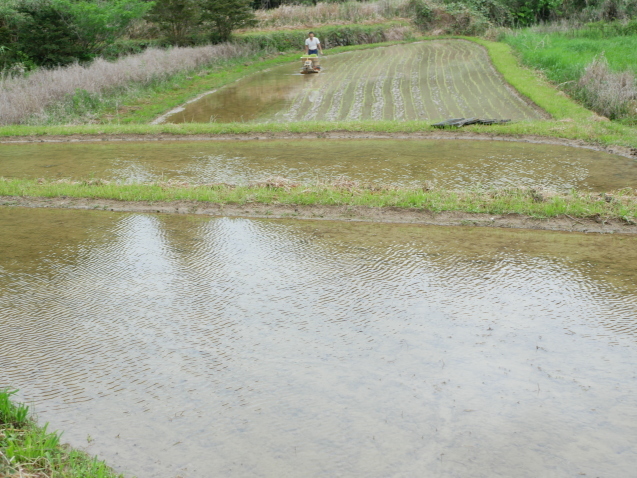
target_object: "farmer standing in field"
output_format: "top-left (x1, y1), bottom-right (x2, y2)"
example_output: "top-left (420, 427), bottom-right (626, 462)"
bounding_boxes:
top-left (305, 32), bottom-right (323, 56)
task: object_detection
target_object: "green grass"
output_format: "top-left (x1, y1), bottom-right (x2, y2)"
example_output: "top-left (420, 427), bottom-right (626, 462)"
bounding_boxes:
top-left (2, 178), bottom-right (636, 220)
top-left (2, 117), bottom-right (637, 148)
top-left (504, 30), bottom-right (637, 80)
top-left (0, 389), bottom-right (122, 478)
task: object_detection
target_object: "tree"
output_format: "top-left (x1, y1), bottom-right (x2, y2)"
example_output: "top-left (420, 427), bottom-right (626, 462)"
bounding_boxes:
top-left (53, 0), bottom-right (154, 52)
top-left (2, 0), bottom-right (152, 68)
top-left (199, 0), bottom-right (257, 43)
top-left (146, 0), bottom-right (200, 45)
top-left (15, 0), bottom-right (91, 67)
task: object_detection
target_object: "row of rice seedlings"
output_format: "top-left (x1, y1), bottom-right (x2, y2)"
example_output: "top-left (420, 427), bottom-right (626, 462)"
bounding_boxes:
top-left (450, 42), bottom-right (500, 118)
top-left (443, 47), bottom-right (473, 117)
top-left (346, 48), bottom-right (386, 121)
top-left (410, 51), bottom-right (427, 118)
top-left (457, 41), bottom-right (541, 119)
top-left (314, 51), bottom-right (364, 121)
top-left (276, 42), bottom-right (545, 123)
top-left (384, 51), bottom-right (405, 120)
top-left (425, 44), bottom-right (446, 118)
top-left (325, 51), bottom-right (371, 121)
top-left (302, 53), bottom-right (355, 121)
top-left (453, 41), bottom-right (516, 117)
top-left (277, 49), bottom-right (358, 122)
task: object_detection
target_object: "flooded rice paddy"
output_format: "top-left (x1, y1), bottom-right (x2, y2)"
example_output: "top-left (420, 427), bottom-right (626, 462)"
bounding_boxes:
top-left (1, 207), bottom-right (637, 477)
top-left (162, 41), bottom-right (544, 124)
top-left (2, 139), bottom-right (635, 191)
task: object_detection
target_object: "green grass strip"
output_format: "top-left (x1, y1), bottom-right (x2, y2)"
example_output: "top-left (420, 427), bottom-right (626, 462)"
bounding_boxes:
top-left (2, 179), bottom-right (636, 221)
top-left (0, 389), bottom-right (122, 478)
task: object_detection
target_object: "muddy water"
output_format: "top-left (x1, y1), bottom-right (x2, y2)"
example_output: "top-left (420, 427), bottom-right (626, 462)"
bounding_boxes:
top-left (2, 139), bottom-right (635, 190)
top-left (162, 41), bottom-right (544, 124)
top-left (2, 208), bottom-right (637, 477)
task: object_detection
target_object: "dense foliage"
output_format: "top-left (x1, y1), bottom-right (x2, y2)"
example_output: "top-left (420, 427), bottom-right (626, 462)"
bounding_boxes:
top-left (147, 0), bottom-right (257, 45)
top-left (0, 0), bottom-right (152, 69)
top-left (2, 0), bottom-right (637, 71)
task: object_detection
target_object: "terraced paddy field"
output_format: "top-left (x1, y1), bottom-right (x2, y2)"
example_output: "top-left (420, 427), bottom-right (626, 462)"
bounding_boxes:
top-left (162, 41), bottom-right (545, 124)
top-left (2, 208), bottom-right (637, 477)
top-left (2, 139), bottom-right (633, 191)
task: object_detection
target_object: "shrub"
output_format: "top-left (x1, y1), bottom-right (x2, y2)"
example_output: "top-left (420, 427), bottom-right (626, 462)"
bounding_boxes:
top-left (1, 0), bottom-right (152, 69)
top-left (200, 0), bottom-right (258, 43)
top-left (14, 0), bottom-right (92, 68)
top-left (146, 0), bottom-right (202, 46)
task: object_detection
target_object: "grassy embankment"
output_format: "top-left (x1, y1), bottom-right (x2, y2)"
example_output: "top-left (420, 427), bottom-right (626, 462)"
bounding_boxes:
top-left (2, 35), bottom-right (636, 148)
top-left (503, 23), bottom-right (637, 122)
top-left (2, 178), bottom-right (636, 221)
top-left (0, 389), bottom-right (121, 478)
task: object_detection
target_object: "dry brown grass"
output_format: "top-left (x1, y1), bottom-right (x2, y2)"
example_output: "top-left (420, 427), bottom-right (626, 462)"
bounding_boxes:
top-left (0, 43), bottom-right (253, 125)
top-left (253, 0), bottom-right (413, 29)
top-left (578, 54), bottom-right (637, 119)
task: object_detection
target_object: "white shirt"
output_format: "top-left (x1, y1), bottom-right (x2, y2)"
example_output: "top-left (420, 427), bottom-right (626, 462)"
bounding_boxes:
top-left (305, 37), bottom-right (320, 50)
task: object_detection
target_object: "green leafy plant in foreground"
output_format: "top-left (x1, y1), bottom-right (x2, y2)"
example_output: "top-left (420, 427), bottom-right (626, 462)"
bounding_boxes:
top-left (0, 389), bottom-right (121, 478)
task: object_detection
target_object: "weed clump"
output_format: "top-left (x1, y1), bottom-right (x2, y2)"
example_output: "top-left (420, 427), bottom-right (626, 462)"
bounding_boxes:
top-left (578, 54), bottom-right (637, 120)
top-left (1, 389), bottom-right (121, 477)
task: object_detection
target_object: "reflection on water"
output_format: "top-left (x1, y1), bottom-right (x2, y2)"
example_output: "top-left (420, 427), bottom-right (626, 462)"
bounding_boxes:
top-left (1, 139), bottom-right (635, 191)
top-left (162, 41), bottom-right (543, 123)
top-left (1, 207), bottom-right (637, 477)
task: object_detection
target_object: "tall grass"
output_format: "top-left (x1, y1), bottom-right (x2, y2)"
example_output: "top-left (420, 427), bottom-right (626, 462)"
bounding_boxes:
top-left (0, 43), bottom-right (254, 126)
top-left (1, 389), bottom-right (121, 477)
top-left (578, 55), bottom-right (636, 119)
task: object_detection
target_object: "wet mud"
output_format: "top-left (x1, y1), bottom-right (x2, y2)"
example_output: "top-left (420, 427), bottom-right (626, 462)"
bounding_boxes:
top-left (2, 197), bottom-right (637, 235)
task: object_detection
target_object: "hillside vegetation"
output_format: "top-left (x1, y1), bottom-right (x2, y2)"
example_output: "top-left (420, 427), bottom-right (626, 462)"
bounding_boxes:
top-left (0, 0), bottom-right (636, 128)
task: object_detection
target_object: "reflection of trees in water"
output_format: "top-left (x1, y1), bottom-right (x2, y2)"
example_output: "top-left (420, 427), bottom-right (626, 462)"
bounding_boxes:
top-left (2, 212), bottom-right (637, 408)
top-left (2, 210), bottom-right (637, 476)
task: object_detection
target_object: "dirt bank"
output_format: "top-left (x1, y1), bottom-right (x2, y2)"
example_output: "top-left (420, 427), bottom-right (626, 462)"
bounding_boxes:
top-left (3, 196), bottom-right (636, 234)
top-left (1, 131), bottom-right (635, 159)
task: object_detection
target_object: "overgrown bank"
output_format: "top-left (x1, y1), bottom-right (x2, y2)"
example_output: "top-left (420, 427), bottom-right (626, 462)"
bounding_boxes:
top-left (0, 389), bottom-right (121, 478)
top-left (503, 23), bottom-right (637, 122)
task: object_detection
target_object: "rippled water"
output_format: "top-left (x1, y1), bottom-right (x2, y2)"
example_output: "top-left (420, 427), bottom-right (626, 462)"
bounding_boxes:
top-left (162, 41), bottom-right (543, 124)
top-left (1, 207), bottom-right (637, 477)
top-left (2, 139), bottom-right (635, 191)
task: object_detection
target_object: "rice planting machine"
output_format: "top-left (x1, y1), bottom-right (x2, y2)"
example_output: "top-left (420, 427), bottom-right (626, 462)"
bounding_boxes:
top-left (300, 54), bottom-right (321, 74)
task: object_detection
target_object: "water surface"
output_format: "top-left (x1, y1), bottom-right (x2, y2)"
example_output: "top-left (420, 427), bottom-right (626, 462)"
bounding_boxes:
top-left (163, 41), bottom-right (544, 123)
top-left (1, 139), bottom-right (634, 191)
top-left (1, 207), bottom-right (637, 477)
